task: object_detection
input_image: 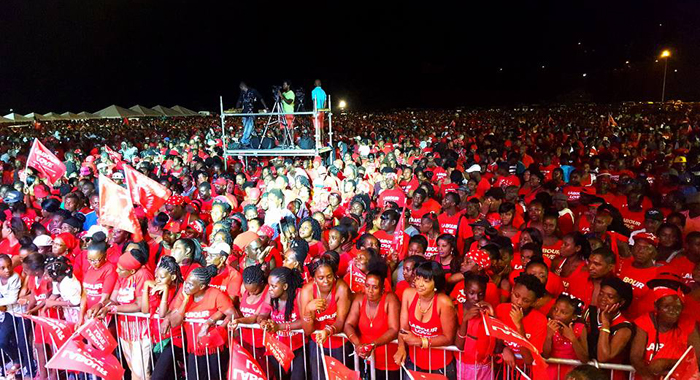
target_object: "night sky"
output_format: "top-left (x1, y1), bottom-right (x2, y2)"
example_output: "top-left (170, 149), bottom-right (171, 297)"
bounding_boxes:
top-left (1, 0), bottom-right (699, 113)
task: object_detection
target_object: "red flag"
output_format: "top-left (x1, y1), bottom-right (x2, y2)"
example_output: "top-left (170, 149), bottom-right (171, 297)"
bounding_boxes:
top-left (665, 346), bottom-right (700, 380)
top-left (24, 315), bottom-right (74, 348)
top-left (607, 114), bottom-right (618, 127)
top-left (404, 368), bottom-right (447, 380)
top-left (227, 340), bottom-right (266, 380)
top-left (482, 313), bottom-right (547, 372)
top-left (123, 164), bottom-right (171, 217)
top-left (324, 355), bottom-right (359, 380)
top-left (26, 139), bottom-right (66, 184)
top-left (46, 339), bottom-right (124, 379)
top-left (76, 319), bottom-right (118, 354)
top-left (392, 206), bottom-right (406, 254)
top-left (264, 331), bottom-right (294, 372)
top-left (104, 145), bottom-right (122, 163)
top-left (98, 174), bottom-right (142, 239)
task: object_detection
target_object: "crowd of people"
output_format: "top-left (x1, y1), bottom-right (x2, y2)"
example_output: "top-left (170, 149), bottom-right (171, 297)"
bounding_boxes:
top-left (0, 101), bottom-right (698, 380)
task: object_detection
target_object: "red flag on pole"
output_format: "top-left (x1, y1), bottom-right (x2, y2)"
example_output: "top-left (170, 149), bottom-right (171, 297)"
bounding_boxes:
top-left (123, 164), bottom-right (171, 217)
top-left (403, 366), bottom-right (448, 380)
top-left (482, 313), bottom-right (547, 375)
top-left (26, 139), bottom-right (66, 184)
top-left (227, 340), bottom-right (266, 380)
top-left (76, 318), bottom-right (118, 354)
top-left (46, 339), bottom-right (124, 379)
top-left (323, 355), bottom-right (359, 380)
top-left (98, 174), bottom-right (142, 240)
top-left (390, 206), bottom-right (407, 261)
top-left (24, 315), bottom-right (74, 348)
top-left (264, 331), bottom-right (295, 372)
top-left (607, 114), bottom-right (618, 127)
top-left (665, 346), bottom-right (700, 380)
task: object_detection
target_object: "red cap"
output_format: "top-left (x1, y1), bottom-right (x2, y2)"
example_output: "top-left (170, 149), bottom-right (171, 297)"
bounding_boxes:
top-left (164, 221), bottom-right (181, 233)
top-left (33, 185), bottom-right (50, 198)
top-left (634, 232), bottom-right (659, 247)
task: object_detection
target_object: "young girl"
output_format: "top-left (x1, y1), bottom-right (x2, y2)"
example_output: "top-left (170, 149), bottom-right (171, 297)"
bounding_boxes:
top-left (229, 265), bottom-right (268, 368)
top-left (544, 294), bottom-right (589, 379)
top-left (454, 272), bottom-right (495, 380)
top-left (44, 256), bottom-right (82, 323)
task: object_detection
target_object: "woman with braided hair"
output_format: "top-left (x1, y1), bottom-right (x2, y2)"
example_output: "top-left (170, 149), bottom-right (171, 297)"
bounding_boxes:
top-left (44, 255), bottom-right (81, 322)
top-left (170, 237), bottom-right (205, 279)
top-left (164, 266), bottom-right (235, 380)
top-left (257, 266), bottom-right (305, 380)
top-left (300, 251), bottom-right (353, 380)
top-left (298, 216), bottom-right (324, 260)
top-left (229, 265), bottom-right (268, 369)
top-left (141, 256), bottom-right (185, 380)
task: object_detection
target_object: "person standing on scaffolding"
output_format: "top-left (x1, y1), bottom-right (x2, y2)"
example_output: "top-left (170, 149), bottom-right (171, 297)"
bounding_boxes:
top-left (278, 80), bottom-right (296, 144)
top-left (236, 81), bottom-right (268, 148)
top-left (312, 79), bottom-right (327, 134)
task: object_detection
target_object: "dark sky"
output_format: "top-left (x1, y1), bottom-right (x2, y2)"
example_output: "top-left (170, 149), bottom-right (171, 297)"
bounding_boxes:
top-left (1, 0), bottom-right (699, 113)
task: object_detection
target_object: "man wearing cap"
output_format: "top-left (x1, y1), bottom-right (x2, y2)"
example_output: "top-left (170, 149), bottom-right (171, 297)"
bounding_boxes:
top-left (111, 171), bottom-right (125, 186)
top-left (553, 192), bottom-right (575, 236)
top-left (3, 190), bottom-right (38, 224)
top-left (376, 171), bottom-right (406, 209)
top-left (617, 233), bottom-right (660, 320)
top-left (629, 208), bottom-right (665, 246)
top-left (205, 242), bottom-right (242, 301)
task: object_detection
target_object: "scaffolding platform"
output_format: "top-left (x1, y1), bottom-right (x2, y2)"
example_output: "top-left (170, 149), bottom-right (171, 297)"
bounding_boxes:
top-left (218, 95), bottom-right (334, 161)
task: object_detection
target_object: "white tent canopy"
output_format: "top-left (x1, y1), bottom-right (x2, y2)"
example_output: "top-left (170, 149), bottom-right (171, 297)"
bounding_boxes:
top-left (77, 111), bottom-right (99, 119)
top-left (4, 113), bottom-right (31, 122)
top-left (130, 105), bottom-right (162, 117)
top-left (43, 112), bottom-right (67, 120)
top-left (94, 105), bottom-right (140, 119)
top-left (0, 116), bottom-right (13, 124)
top-left (152, 105), bottom-right (183, 117)
top-left (171, 105), bottom-right (198, 116)
top-left (61, 112), bottom-right (81, 119)
top-left (25, 113), bottom-right (47, 120)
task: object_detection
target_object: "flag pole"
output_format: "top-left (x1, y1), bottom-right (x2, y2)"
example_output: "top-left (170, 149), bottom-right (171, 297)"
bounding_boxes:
top-left (401, 364), bottom-right (415, 380)
top-left (664, 346), bottom-right (694, 380)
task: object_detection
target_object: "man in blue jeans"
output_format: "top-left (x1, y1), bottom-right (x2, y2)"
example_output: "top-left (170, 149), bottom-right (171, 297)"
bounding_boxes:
top-left (236, 82), bottom-right (268, 147)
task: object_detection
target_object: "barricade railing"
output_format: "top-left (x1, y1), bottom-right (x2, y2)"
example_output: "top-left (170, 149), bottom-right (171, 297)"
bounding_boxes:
top-left (0, 309), bottom-right (637, 380)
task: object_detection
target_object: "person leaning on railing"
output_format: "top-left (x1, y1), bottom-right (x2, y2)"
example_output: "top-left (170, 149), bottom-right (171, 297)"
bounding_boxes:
top-left (344, 260), bottom-right (400, 380)
top-left (163, 265), bottom-right (236, 380)
top-left (140, 256), bottom-right (184, 380)
top-left (394, 261), bottom-right (457, 379)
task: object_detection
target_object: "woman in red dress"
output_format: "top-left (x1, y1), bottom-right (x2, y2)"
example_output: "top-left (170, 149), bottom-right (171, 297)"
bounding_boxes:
top-left (344, 261), bottom-right (400, 380)
top-left (78, 232), bottom-right (118, 326)
top-left (300, 252), bottom-right (352, 380)
top-left (630, 274), bottom-right (700, 379)
top-left (551, 232), bottom-right (591, 292)
top-left (394, 261), bottom-right (457, 378)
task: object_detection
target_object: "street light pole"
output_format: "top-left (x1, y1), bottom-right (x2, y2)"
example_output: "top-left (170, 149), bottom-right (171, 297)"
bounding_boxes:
top-left (660, 50), bottom-right (671, 102)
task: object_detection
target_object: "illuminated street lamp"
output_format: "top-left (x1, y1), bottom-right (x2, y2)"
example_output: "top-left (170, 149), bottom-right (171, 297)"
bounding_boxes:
top-left (338, 100), bottom-right (347, 110)
top-left (660, 50), bottom-right (671, 102)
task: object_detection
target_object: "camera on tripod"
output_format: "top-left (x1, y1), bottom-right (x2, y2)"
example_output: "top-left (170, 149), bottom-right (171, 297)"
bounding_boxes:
top-left (272, 85), bottom-right (282, 102)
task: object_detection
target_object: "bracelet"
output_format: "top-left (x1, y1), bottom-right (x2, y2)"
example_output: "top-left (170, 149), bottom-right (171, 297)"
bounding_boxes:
top-left (420, 337), bottom-right (428, 349)
top-left (600, 328), bottom-right (611, 334)
top-left (109, 305), bottom-right (117, 314)
top-left (347, 333), bottom-right (355, 340)
top-left (457, 330), bottom-right (467, 339)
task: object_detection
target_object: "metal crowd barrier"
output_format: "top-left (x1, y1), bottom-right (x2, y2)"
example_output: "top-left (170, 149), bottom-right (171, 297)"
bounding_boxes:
top-left (0, 309), bottom-right (636, 380)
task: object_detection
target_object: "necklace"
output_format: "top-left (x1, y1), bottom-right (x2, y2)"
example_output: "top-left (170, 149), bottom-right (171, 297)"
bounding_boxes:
top-left (418, 295), bottom-right (434, 316)
top-left (366, 299), bottom-right (380, 328)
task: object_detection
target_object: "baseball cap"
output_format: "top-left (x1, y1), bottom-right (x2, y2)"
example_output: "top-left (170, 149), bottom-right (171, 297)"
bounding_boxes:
top-left (204, 242), bottom-right (231, 256)
top-left (257, 225), bottom-right (275, 238)
top-left (634, 232), bottom-right (659, 247)
top-left (469, 219), bottom-right (492, 228)
top-left (33, 235), bottom-right (53, 247)
top-left (84, 225), bottom-right (109, 239)
top-left (645, 208), bottom-right (665, 221)
top-left (3, 191), bottom-right (22, 204)
top-left (33, 185), bottom-right (50, 199)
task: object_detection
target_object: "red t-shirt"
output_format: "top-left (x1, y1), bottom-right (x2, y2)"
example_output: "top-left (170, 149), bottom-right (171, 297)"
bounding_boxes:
top-left (408, 203), bottom-right (435, 229)
top-left (372, 229), bottom-right (409, 261)
top-left (377, 187), bottom-right (407, 209)
top-left (116, 267), bottom-right (153, 341)
top-left (495, 303), bottom-right (547, 354)
top-left (209, 266), bottom-right (242, 299)
top-left (169, 287), bottom-right (233, 354)
top-left (83, 262), bottom-right (118, 310)
top-left (621, 207), bottom-right (646, 232)
top-left (617, 259), bottom-right (658, 320)
top-left (634, 312), bottom-right (695, 363)
top-left (542, 240), bottom-right (563, 261)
